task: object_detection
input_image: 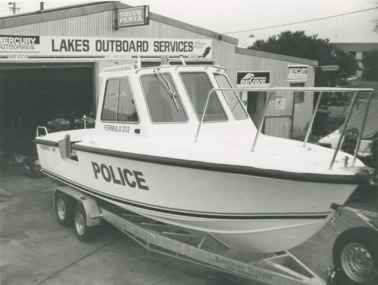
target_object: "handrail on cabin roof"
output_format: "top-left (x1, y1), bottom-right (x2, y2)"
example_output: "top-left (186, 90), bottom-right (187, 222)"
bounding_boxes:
top-left (102, 64), bottom-right (135, 73)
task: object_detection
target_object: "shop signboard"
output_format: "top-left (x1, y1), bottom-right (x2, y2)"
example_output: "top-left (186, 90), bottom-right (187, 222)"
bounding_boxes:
top-left (115, 6), bottom-right (149, 29)
top-left (0, 35), bottom-right (212, 60)
top-left (287, 65), bottom-right (308, 82)
top-left (236, 71), bottom-right (270, 87)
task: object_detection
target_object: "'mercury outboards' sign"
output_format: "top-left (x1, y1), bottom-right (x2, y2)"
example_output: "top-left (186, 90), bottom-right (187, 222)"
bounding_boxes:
top-left (287, 65), bottom-right (308, 82)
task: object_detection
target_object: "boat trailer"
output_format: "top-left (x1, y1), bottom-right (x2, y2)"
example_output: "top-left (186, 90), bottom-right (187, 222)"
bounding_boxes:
top-left (53, 184), bottom-right (326, 285)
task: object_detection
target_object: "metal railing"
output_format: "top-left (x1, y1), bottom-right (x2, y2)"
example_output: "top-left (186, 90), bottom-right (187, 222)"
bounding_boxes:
top-left (195, 87), bottom-right (374, 169)
top-left (36, 126), bottom-right (48, 137)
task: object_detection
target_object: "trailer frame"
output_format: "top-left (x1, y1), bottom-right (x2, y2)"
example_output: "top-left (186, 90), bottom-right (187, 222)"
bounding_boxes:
top-left (53, 184), bottom-right (326, 285)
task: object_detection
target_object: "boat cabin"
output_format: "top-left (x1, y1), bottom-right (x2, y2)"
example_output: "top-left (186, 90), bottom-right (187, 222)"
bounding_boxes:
top-left (96, 64), bottom-right (256, 141)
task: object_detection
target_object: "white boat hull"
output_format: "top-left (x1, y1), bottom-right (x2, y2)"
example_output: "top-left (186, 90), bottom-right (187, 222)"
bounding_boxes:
top-left (37, 142), bottom-right (356, 253)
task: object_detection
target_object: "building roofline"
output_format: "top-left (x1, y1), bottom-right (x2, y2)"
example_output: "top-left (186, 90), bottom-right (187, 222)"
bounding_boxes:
top-left (0, 1), bottom-right (238, 45)
top-left (332, 42), bottom-right (378, 46)
top-left (148, 11), bottom-right (238, 44)
top-left (0, 1), bottom-right (320, 64)
top-left (235, 47), bottom-right (318, 66)
top-left (332, 42), bottom-right (378, 52)
top-left (0, 2), bottom-right (112, 25)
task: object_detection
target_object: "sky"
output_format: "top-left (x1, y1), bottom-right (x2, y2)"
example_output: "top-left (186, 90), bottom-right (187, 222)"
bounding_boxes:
top-left (1, 0), bottom-right (378, 47)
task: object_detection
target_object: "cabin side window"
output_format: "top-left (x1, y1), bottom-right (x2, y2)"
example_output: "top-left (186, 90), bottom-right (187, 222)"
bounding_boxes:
top-left (141, 73), bottom-right (187, 123)
top-left (101, 78), bottom-right (139, 123)
top-left (215, 74), bottom-right (249, 120)
top-left (180, 72), bottom-right (227, 122)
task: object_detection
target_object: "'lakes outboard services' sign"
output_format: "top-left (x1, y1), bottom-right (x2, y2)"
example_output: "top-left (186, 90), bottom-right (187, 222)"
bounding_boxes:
top-left (0, 35), bottom-right (212, 60)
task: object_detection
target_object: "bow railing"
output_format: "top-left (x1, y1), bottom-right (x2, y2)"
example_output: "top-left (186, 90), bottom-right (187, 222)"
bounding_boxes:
top-left (195, 87), bottom-right (374, 170)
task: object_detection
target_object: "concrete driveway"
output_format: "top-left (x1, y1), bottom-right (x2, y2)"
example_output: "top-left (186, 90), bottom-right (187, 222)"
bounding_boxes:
top-left (1, 167), bottom-right (377, 285)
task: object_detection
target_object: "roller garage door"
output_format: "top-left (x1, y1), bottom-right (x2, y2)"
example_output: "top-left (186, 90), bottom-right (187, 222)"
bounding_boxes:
top-left (0, 63), bottom-right (94, 167)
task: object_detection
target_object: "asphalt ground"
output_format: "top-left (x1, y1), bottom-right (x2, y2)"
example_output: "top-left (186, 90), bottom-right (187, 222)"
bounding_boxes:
top-left (1, 167), bottom-right (377, 285)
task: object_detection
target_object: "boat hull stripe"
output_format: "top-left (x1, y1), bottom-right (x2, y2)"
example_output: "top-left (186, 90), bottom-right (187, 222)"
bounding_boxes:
top-left (62, 143), bottom-right (364, 185)
top-left (43, 170), bottom-right (330, 220)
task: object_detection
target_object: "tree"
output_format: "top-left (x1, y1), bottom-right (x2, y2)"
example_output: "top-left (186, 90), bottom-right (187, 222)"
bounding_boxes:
top-left (249, 31), bottom-right (357, 84)
top-left (362, 50), bottom-right (378, 81)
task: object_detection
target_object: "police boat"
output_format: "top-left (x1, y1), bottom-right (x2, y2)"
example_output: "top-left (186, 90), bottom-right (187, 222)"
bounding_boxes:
top-left (35, 61), bottom-right (376, 253)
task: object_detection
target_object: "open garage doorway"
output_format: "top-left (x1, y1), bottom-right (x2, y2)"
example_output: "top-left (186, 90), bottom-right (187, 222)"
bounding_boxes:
top-left (0, 63), bottom-right (95, 168)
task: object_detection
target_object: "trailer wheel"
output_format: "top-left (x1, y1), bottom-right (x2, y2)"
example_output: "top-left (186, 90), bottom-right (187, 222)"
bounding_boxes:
top-left (333, 227), bottom-right (378, 285)
top-left (73, 204), bottom-right (95, 242)
top-left (55, 192), bottom-right (75, 227)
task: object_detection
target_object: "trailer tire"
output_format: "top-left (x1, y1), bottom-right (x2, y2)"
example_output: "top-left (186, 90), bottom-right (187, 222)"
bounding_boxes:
top-left (333, 227), bottom-right (378, 285)
top-left (73, 204), bottom-right (96, 242)
top-left (55, 192), bottom-right (75, 227)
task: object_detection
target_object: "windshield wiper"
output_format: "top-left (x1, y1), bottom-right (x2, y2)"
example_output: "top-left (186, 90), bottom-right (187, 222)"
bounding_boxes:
top-left (154, 69), bottom-right (180, 111)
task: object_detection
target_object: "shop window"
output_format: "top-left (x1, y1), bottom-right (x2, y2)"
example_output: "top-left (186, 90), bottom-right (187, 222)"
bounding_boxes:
top-left (101, 78), bottom-right (139, 122)
top-left (290, 82), bottom-right (305, 104)
top-left (141, 73), bottom-right (187, 123)
top-left (349, 51), bottom-right (357, 59)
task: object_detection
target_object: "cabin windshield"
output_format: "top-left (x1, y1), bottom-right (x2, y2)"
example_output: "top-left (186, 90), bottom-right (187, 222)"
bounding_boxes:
top-left (214, 74), bottom-right (248, 120)
top-left (180, 72), bottom-right (227, 122)
top-left (141, 73), bottom-right (188, 123)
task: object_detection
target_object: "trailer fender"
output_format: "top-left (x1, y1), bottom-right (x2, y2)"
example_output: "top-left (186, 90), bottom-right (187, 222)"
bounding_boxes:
top-left (53, 186), bottom-right (102, 227)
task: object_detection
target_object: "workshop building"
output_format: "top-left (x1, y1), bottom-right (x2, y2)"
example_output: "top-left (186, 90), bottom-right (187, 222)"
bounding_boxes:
top-left (0, 1), bottom-right (317, 160)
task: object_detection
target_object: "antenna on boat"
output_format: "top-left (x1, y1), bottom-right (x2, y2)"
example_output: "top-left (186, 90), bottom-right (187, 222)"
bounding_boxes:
top-left (180, 56), bottom-right (186, 65)
top-left (135, 54), bottom-right (141, 69)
